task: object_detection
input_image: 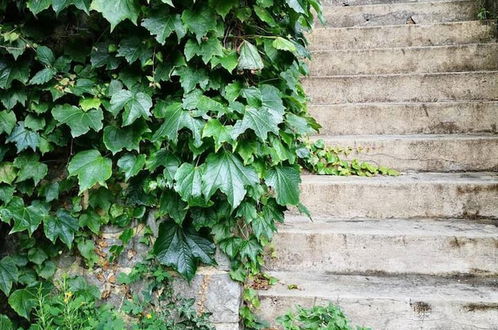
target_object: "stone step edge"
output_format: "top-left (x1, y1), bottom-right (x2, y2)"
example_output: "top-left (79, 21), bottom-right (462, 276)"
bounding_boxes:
top-left (310, 133), bottom-right (498, 141)
top-left (306, 70), bottom-right (498, 79)
top-left (321, 0), bottom-right (472, 7)
top-left (309, 42), bottom-right (498, 54)
top-left (258, 271), bottom-right (498, 302)
top-left (275, 218), bottom-right (498, 238)
top-left (311, 19), bottom-right (496, 32)
top-left (321, 0), bottom-right (475, 11)
top-left (308, 100), bottom-right (498, 107)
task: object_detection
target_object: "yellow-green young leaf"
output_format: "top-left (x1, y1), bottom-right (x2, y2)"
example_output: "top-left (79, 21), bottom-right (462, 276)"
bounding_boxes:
top-left (0, 314), bottom-right (13, 330)
top-left (90, 0), bottom-right (140, 31)
top-left (79, 97), bottom-right (102, 111)
top-left (0, 163), bottom-right (17, 184)
top-left (238, 41), bottom-right (264, 70)
top-left (265, 165), bottom-right (301, 206)
top-left (68, 149), bottom-right (112, 192)
top-left (0, 257), bottom-right (19, 296)
top-left (272, 37), bottom-right (297, 53)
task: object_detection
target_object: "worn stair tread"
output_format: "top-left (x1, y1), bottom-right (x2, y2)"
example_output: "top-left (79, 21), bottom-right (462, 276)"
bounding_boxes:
top-left (322, 0), bottom-right (471, 7)
top-left (278, 217), bottom-right (498, 237)
top-left (321, 0), bottom-right (478, 27)
top-left (309, 43), bottom-right (498, 75)
top-left (259, 271), bottom-right (498, 302)
top-left (309, 101), bottom-right (498, 135)
top-left (314, 133), bottom-right (498, 141)
top-left (308, 20), bottom-right (497, 50)
top-left (304, 71), bottom-right (498, 104)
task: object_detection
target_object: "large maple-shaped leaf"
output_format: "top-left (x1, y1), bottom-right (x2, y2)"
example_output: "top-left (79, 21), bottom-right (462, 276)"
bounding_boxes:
top-left (90, 0), bottom-right (140, 31)
top-left (13, 154), bottom-right (48, 185)
top-left (152, 101), bottom-right (203, 145)
top-left (238, 41), bottom-right (264, 70)
top-left (265, 165), bottom-right (301, 206)
top-left (202, 119), bottom-right (233, 151)
top-left (6, 122), bottom-right (40, 152)
top-left (202, 151), bottom-right (258, 208)
top-left (43, 210), bottom-right (79, 248)
top-left (0, 257), bottom-right (19, 296)
top-left (109, 90), bottom-right (152, 126)
top-left (153, 221), bottom-right (215, 280)
top-left (4, 198), bottom-right (47, 235)
top-left (68, 150), bottom-right (112, 192)
top-left (52, 0), bottom-right (92, 14)
top-left (142, 10), bottom-right (186, 44)
top-left (52, 104), bottom-right (103, 137)
top-left (231, 106), bottom-right (282, 141)
top-left (103, 123), bottom-right (146, 154)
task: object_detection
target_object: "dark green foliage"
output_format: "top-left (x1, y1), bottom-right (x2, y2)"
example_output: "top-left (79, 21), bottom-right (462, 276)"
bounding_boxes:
top-left (0, 0), bottom-right (322, 327)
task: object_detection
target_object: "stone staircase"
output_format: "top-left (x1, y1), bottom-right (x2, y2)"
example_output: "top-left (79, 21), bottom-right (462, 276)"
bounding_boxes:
top-left (257, 1), bottom-right (498, 328)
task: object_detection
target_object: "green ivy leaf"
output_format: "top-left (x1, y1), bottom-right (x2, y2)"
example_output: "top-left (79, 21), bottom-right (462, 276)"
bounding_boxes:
top-left (286, 0), bottom-right (306, 13)
top-left (184, 38), bottom-right (223, 65)
top-left (0, 314), bottom-right (13, 330)
top-left (103, 123), bottom-right (145, 154)
top-left (90, 0), bottom-right (140, 31)
top-left (52, 104), bottom-right (103, 137)
top-left (117, 154), bottom-right (145, 181)
top-left (238, 41), bottom-right (264, 70)
top-left (44, 210), bottom-right (79, 248)
top-left (0, 60), bottom-right (30, 89)
top-left (211, 49), bottom-right (238, 73)
top-left (265, 165), bottom-right (301, 206)
top-left (174, 163), bottom-right (203, 205)
top-left (29, 68), bottom-right (56, 85)
top-left (142, 11), bottom-right (186, 44)
top-left (232, 106), bottom-right (282, 141)
top-left (68, 150), bottom-right (112, 192)
top-left (0, 163), bottom-right (17, 185)
top-left (202, 151), bottom-right (259, 208)
top-left (202, 119), bottom-right (233, 151)
top-left (0, 257), bottom-right (19, 296)
top-left (5, 199), bottom-right (47, 235)
top-left (117, 37), bottom-right (153, 65)
top-left (6, 122), bottom-right (40, 152)
top-left (181, 8), bottom-right (218, 43)
top-left (159, 189), bottom-right (187, 225)
top-left (272, 37), bottom-right (297, 54)
top-left (153, 221), bottom-right (215, 280)
top-left (52, 0), bottom-right (92, 14)
top-left (27, 0), bottom-right (52, 14)
top-left (8, 288), bottom-right (36, 319)
top-left (109, 89), bottom-right (152, 126)
top-left (13, 153), bottom-right (48, 185)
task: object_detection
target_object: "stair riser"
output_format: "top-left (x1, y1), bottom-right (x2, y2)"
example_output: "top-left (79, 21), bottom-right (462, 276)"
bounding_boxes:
top-left (318, 136), bottom-right (498, 172)
top-left (310, 44), bottom-right (498, 75)
top-left (308, 21), bottom-right (497, 50)
top-left (267, 230), bottom-right (498, 275)
top-left (304, 72), bottom-right (498, 104)
top-left (322, 1), bottom-right (478, 27)
top-left (299, 179), bottom-right (498, 218)
top-left (258, 296), bottom-right (498, 330)
top-left (310, 102), bottom-right (498, 135)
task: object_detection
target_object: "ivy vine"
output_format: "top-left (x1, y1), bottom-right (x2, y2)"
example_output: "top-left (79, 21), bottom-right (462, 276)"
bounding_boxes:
top-left (0, 0), bottom-right (325, 327)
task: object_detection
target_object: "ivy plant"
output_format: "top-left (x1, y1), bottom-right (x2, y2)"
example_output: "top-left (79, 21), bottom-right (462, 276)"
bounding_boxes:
top-left (0, 0), bottom-right (323, 327)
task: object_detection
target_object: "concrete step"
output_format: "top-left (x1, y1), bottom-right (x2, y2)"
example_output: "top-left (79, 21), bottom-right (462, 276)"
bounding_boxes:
top-left (315, 134), bottom-right (498, 172)
top-left (309, 44), bottom-right (498, 75)
top-left (308, 21), bottom-right (497, 51)
top-left (257, 272), bottom-right (498, 329)
top-left (322, 1), bottom-right (478, 27)
top-left (309, 102), bottom-right (498, 135)
top-left (299, 173), bottom-right (498, 218)
top-left (322, 0), bottom-right (470, 6)
top-left (266, 218), bottom-right (498, 275)
top-left (304, 71), bottom-right (498, 104)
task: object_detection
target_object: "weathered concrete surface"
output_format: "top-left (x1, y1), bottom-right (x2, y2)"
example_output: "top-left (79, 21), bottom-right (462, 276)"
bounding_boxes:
top-left (304, 71), bottom-right (498, 104)
top-left (257, 272), bottom-right (498, 329)
top-left (266, 218), bottom-right (498, 275)
top-left (55, 225), bottom-right (241, 330)
top-left (308, 21), bottom-right (497, 51)
top-left (298, 173), bottom-right (498, 218)
top-left (310, 43), bottom-right (498, 75)
top-left (322, 1), bottom-right (477, 27)
top-left (315, 134), bottom-right (498, 172)
top-left (309, 102), bottom-right (498, 135)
